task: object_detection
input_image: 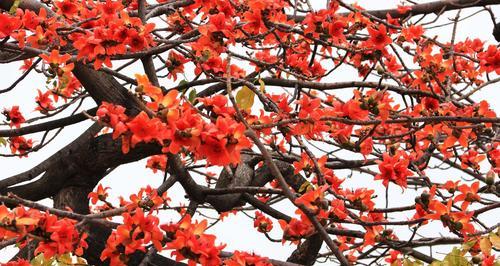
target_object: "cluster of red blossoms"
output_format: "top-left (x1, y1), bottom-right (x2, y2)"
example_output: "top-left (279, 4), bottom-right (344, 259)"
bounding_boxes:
top-left (0, 0), bottom-right (499, 264)
top-left (99, 206), bottom-right (272, 266)
top-left (96, 75), bottom-right (252, 166)
top-left (0, 205), bottom-right (87, 260)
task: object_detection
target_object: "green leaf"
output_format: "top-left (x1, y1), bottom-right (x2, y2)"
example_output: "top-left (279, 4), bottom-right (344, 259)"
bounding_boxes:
top-left (441, 248), bottom-right (470, 266)
top-left (31, 253), bottom-right (55, 266)
top-left (178, 80), bottom-right (189, 91)
top-left (188, 89), bottom-right (197, 103)
top-left (235, 86), bottom-right (255, 110)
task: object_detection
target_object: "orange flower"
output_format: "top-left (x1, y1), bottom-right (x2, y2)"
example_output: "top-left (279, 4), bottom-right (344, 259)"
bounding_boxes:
top-left (460, 150), bottom-right (486, 170)
top-left (166, 52), bottom-right (189, 81)
top-left (136, 74), bottom-right (162, 101)
top-left (9, 136), bottom-right (33, 156)
top-left (36, 214), bottom-right (88, 259)
top-left (198, 117), bottom-right (252, 166)
top-left (0, 13), bottom-right (21, 39)
top-left (3, 106), bottom-right (25, 128)
top-left (295, 185), bottom-right (328, 214)
top-left (375, 152), bottom-right (413, 188)
top-left (426, 200), bottom-right (475, 235)
top-left (35, 90), bottom-right (55, 113)
top-left (88, 184), bottom-right (110, 205)
top-left (126, 111), bottom-right (166, 148)
top-left (101, 208), bottom-right (164, 264)
top-left (454, 182), bottom-right (481, 210)
top-left (54, 0), bottom-right (79, 18)
top-left (40, 50), bottom-right (74, 74)
top-left (401, 25), bottom-right (424, 43)
top-left (146, 155), bottom-right (168, 173)
top-left (224, 251), bottom-right (272, 266)
top-left (254, 212), bottom-right (273, 233)
top-left (329, 199), bottom-right (348, 220)
top-left (278, 217), bottom-right (314, 243)
top-left (343, 188), bottom-right (375, 212)
top-left (367, 24), bottom-right (392, 50)
top-left (165, 215), bottom-right (225, 266)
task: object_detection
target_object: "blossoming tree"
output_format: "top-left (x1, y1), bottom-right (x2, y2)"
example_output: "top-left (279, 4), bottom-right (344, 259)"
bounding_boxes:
top-left (0, 0), bottom-right (499, 265)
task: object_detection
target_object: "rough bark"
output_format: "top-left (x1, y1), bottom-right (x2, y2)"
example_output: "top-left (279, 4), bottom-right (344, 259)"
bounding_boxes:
top-left (287, 234), bottom-right (323, 266)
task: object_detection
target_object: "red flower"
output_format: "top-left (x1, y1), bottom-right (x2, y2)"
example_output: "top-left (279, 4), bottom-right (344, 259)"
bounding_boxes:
top-left (367, 24), bottom-right (392, 50)
top-left (88, 184), bottom-right (110, 205)
top-left (126, 111), bottom-right (166, 148)
top-left (343, 188), bottom-right (375, 212)
top-left (126, 29), bottom-right (148, 52)
top-left (166, 51), bottom-right (189, 81)
top-left (254, 211), bottom-right (273, 233)
top-left (224, 251), bottom-right (272, 266)
top-left (198, 117), bottom-right (252, 166)
top-left (397, 5), bottom-right (412, 14)
top-left (295, 185), bottom-right (328, 214)
top-left (3, 106), bottom-right (25, 128)
top-left (401, 25), bottom-right (424, 43)
top-left (3, 260), bottom-right (31, 266)
top-left (478, 45), bottom-right (500, 74)
top-left (35, 90), bottom-right (55, 113)
top-left (460, 150), bottom-right (486, 170)
top-left (0, 13), bottom-right (21, 39)
top-left (102, 208), bottom-right (164, 265)
top-left (328, 20), bottom-right (347, 43)
top-left (146, 155), bottom-right (168, 173)
top-left (426, 199), bottom-right (475, 235)
top-left (35, 215), bottom-right (88, 258)
top-left (55, 0), bottom-right (79, 18)
top-left (165, 215), bottom-right (225, 266)
top-left (375, 152), bottom-right (413, 188)
top-left (385, 250), bottom-right (402, 265)
top-left (9, 136), bottom-right (33, 156)
top-left (454, 182), bottom-right (481, 210)
top-left (97, 102), bottom-right (128, 128)
top-left (97, 0), bottom-right (123, 17)
top-left (278, 216), bottom-right (314, 243)
top-left (40, 50), bottom-right (74, 74)
top-left (329, 199), bottom-right (348, 220)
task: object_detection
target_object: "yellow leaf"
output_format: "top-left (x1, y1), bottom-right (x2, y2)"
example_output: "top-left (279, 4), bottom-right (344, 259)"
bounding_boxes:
top-left (298, 181), bottom-right (313, 193)
top-left (258, 79), bottom-right (265, 92)
top-left (441, 247), bottom-right (469, 266)
top-left (76, 257), bottom-right (87, 264)
top-left (403, 259), bottom-right (415, 266)
top-left (31, 254), bottom-right (54, 266)
top-left (480, 238), bottom-right (492, 256)
top-left (489, 233), bottom-right (500, 249)
top-left (16, 217), bottom-right (39, 225)
top-left (461, 239), bottom-right (477, 253)
top-left (236, 86), bottom-right (255, 111)
top-left (9, 0), bottom-right (20, 14)
top-left (57, 253), bottom-right (73, 264)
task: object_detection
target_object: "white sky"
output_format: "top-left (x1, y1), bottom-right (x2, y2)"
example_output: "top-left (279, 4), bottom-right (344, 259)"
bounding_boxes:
top-left (1, 0), bottom-right (499, 264)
